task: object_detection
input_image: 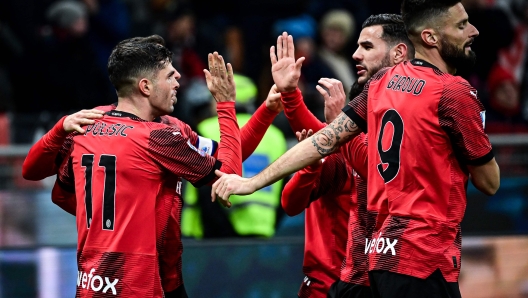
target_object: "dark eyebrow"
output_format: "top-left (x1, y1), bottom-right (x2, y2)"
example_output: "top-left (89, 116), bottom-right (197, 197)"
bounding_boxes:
top-left (167, 70), bottom-right (175, 78)
top-left (456, 18), bottom-right (468, 26)
top-left (359, 40), bottom-right (374, 48)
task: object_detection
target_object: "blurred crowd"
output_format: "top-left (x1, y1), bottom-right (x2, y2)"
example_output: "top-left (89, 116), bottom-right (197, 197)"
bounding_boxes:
top-left (0, 0), bottom-right (528, 144)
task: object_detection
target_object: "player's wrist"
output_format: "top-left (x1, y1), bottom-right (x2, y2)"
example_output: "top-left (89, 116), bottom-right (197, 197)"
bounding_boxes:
top-left (56, 116), bottom-right (71, 137)
top-left (280, 87), bottom-right (301, 99)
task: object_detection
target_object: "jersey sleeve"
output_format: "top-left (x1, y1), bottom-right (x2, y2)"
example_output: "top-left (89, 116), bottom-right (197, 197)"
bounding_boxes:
top-left (164, 116), bottom-right (218, 157)
top-left (148, 127), bottom-right (221, 187)
top-left (281, 162), bottom-right (323, 216)
top-left (439, 81), bottom-right (494, 165)
top-left (52, 179), bottom-right (76, 215)
top-left (313, 152), bottom-right (349, 199)
top-left (343, 67), bottom-right (391, 133)
top-left (281, 152), bottom-right (349, 216)
top-left (56, 153), bottom-right (75, 193)
top-left (341, 133), bottom-right (368, 179)
top-left (281, 88), bottom-right (325, 133)
top-left (22, 116), bottom-right (70, 180)
top-left (239, 101), bottom-right (279, 161)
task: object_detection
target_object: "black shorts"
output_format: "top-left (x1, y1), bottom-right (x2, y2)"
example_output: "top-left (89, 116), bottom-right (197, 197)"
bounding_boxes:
top-left (368, 269), bottom-right (461, 298)
top-left (165, 284), bottom-right (188, 298)
top-left (327, 280), bottom-right (372, 298)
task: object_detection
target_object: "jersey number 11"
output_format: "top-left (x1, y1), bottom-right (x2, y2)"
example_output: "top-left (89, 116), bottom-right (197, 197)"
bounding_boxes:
top-left (81, 154), bottom-right (116, 230)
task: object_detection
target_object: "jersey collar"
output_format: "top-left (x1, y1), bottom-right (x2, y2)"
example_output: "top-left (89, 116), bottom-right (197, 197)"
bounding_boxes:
top-left (411, 59), bottom-right (441, 72)
top-left (105, 110), bottom-right (162, 123)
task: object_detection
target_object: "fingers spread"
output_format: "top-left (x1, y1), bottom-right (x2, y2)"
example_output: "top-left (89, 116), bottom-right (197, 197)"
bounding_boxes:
top-left (208, 53), bottom-right (214, 73)
top-left (277, 35), bottom-right (283, 60)
top-left (295, 57), bottom-right (305, 70)
top-left (226, 63), bottom-right (234, 83)
top-left (281, 32), bottom-right (288, 59)
top-left (270, 46), bottom-right (277, 65)
top-left (287, 34), bottom-right (294, 58)
top-left (218, 55), bottom-right (227, 79)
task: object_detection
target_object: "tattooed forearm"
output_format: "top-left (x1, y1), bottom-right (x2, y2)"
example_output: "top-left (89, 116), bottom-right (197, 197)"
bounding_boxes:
top-left (312, 129), bottom-right (334, 156)
top-left (311, 113), bottom-right (360, 156)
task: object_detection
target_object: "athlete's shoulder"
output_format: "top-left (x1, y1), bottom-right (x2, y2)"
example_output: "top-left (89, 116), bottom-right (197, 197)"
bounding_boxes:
top-left (93, 104), bottom-right (117, 112)
top-left (442, 76), bottom-right (478, 99)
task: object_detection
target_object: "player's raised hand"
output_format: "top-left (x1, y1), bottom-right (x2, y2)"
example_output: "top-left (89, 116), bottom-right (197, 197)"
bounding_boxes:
top-left (265, 84), bottom-right (283, 113)
top-left (204, 52), bottom-right (236, 103)
top-left (270, 32), bottom-right (305, 93)
top-left (211, 170), bottom-right (256, 207)
top-left (63, 109), bottom-right (105, 133)
top-left (316, 78), bottom-right (347, 124)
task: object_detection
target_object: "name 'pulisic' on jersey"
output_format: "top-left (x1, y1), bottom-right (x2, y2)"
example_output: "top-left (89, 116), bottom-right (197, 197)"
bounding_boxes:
top-left (84, 122), bottom-right (135, 137)
top-left (386, 74), bottom-right (426, 95)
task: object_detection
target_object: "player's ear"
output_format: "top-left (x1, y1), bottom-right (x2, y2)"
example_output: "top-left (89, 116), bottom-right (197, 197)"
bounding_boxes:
top-left (392, 43), bottom-right (408, 64)
top-left (138, 78), bottom-right (152, 96)
top-left (421, 28), bottom-right (439, 48)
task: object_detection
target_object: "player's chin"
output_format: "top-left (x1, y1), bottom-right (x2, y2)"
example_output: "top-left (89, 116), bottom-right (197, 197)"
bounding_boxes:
top-left (357, 76), bottom-right (368, 85)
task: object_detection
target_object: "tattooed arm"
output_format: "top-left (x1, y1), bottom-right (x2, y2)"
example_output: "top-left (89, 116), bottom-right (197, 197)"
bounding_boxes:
top-left (211, 112), bottom-right (360, 203)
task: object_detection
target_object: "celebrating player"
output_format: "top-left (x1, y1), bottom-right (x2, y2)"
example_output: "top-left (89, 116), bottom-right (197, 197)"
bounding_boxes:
top-left (213, 1), bottom-right (500, 297)
top-left (275, 13), bottom-right (415, 298)
top-left (51, 37), bottom-right (242, 297)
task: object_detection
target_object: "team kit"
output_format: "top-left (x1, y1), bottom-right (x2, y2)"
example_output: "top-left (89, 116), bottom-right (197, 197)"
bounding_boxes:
top-left (23, 0), bottom-right (500, 297)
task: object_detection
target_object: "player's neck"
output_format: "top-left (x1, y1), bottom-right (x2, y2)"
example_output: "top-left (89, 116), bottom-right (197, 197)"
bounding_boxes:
top-left (115, 97), bottom-right (157, 122)
top-left (415, 50), bottom-right (456, 75)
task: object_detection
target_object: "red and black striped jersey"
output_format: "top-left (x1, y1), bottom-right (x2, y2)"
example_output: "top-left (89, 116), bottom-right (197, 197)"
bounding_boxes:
top-left (58, 111), bottom-right (223, 297)
top-left (344, 59), bottom-right (493, 281)
top-left (339, 133), bottom-right (375, 286)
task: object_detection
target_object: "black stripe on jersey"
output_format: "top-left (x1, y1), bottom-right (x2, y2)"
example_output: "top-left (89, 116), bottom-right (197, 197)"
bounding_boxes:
top-left (343, 105), bottom-right (367, 133)
top-left (105, 110), bottom-right (162, 123)
top-left (411, 59), bottom-right (441, 71)
top-left (192, 159), bottom-right (222, 188)
top-left (465, 149), bottom-right (494, 166)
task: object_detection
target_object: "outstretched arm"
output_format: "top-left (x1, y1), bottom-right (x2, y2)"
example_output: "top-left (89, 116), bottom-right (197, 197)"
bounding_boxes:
top-left (239, 85), bottom-right (282, 160)
top-left (212, 111), bottom-right (360, 203)
top-left (204, 52), bottom-right (242, 206)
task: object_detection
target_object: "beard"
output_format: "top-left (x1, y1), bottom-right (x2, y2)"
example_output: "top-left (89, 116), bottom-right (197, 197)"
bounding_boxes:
top-left (440, 38), bottom-right (477, 71)
top-left (358, 52), bottom-right (392, 85)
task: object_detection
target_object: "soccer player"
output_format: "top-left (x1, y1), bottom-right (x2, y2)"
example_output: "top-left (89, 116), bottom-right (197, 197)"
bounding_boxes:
top-left (23, 42), bottom-right (286, 298)
top-left (54, 38), bottom-right (243, 297)
top-left (275, 14), bottom-right (414, 298)
top-left (212, 1), bottom-right (500, 297)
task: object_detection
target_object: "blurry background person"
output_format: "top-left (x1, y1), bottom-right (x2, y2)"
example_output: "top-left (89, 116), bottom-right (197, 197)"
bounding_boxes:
top-left (318, 9), bottom-right (356, 93)
top-left (182, 75), bottom-right (287, 238)
top-left (486, 64), bottom-right (528, 134)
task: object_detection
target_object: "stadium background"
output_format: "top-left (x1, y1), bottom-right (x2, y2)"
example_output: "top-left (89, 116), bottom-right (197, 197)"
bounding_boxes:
top-left (1, 0), bottom-right (528, 297)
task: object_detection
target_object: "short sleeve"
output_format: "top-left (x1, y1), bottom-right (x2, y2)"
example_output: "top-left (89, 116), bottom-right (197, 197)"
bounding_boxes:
top-left (438, 81), bottom-right (494, 165)
top-left (148, 127), bottom-right (221, 187)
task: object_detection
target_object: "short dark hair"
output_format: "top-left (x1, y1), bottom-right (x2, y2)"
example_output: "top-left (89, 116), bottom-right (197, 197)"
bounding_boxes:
top-left (108, 35), bottom-right (172, 97)
top-left (362, 14), bottom-right (415, 59)
top-left (401, 0), bottom-right (460, 38)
